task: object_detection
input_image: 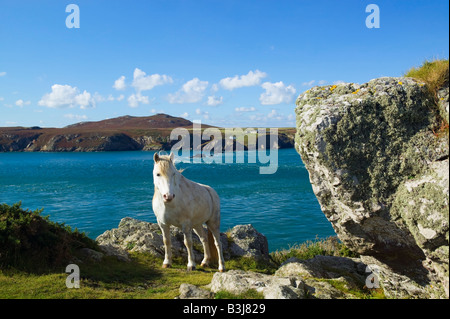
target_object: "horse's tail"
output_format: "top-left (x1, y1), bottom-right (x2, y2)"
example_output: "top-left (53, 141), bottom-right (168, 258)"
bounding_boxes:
top-left (207, 228), bottom-right (219, 265)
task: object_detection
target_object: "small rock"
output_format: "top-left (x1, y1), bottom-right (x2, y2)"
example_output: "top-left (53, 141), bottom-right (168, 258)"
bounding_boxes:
top-left (178, 283), bottom-right (214, 299)
top-left (78, 248), bottom-right (104, 262)
top-left (209, 270), bottom-right (305, 299)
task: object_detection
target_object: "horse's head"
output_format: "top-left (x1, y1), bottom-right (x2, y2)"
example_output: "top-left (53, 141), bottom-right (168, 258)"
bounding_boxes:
top-left (153, 152), bottom-right (179, 203)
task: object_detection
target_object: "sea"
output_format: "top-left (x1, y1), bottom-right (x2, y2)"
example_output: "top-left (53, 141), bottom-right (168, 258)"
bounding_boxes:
top-left (0, 148), bottom-right (336, 252)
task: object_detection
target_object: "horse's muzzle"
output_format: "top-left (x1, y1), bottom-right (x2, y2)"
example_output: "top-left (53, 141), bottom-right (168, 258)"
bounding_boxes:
top-left (163, 193), bottom-right (175, 202)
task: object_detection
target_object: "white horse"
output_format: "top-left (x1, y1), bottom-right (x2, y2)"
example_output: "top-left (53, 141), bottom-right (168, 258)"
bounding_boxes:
top-left (152, 152), bottom-right (225, 272)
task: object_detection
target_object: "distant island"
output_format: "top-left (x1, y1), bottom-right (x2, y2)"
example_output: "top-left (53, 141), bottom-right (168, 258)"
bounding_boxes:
top-left (0, 114), bottom-right (295, 152)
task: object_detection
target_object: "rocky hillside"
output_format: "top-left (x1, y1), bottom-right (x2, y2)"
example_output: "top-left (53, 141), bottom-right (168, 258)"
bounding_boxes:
top-left (295, 75), bottom-right (449, 298)
top-left (0, 114), bottom-right (295, 152)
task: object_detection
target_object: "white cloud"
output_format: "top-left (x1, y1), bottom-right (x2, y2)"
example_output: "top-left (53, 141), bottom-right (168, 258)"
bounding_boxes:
top-left (302, 80), bottom-right (326, 87)
top-left (132, 68), bottom-right (173, 92)
top-left (0, 97), bottom-right (4, 101)
top-left (113, 75), bottom-right (126, 90)
top-left (180, 112), bottom-right (189, 118)
top-left (117, 94), bottom-right (125, 101)
top-left (38, 84), bottom-right (96, 109)
top-left (248, 109), bottom-right (295, 125)
top-left (219, 70), bottom-right (267, 90)
top-left (0, 72), bottom-right (6, 77)
top-left (259, 81), bottom-right (296, 105)
top-left (267, 109), bottom-right (281, 119)
top-left (127, 92), bottom-right (150, 108)
top-left (333, 80), bottom-right (345, 85)
top-left (195, 108), bottom-right (210, 120)
top-left (302, 80), bottom-right (315, 86)
top-left (206, 95), bottom-right (223, 106)
top-left (75, 91), bottom-right (94, 109)
top-left (168, 78), bottom-right (208, 104)
top-left (211, 83), bottom-right (219, 92)
top-left (64, 113), bottom-right (88, 121)
top-left (235, 106), bottom-right (256, 112)
top-left (15, 99), bottom-right (31, 107)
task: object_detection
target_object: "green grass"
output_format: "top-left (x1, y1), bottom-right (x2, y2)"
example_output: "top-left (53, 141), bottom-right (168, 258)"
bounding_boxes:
top-left (0, 236), bottom-right (360, 299)
top-left (270, 236), bottom-right (359, 266)
top-left (1, 203), bottom-right (379, 299)
top-left (405, 58), bottom-right (449, 141)
top-left (0, 252), bottom-right (216, 299)
top-left (405, 58), bottom-right (449, 98)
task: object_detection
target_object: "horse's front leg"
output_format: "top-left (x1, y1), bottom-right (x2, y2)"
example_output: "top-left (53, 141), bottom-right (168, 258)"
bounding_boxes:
top-left (159, 223), bottom-right (172, 268)
top-left (182, 226), bottom-right (196, 271)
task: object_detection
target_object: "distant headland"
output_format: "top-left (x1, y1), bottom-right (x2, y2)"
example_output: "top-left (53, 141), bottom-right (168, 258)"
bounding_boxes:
top-left (0, 113), bottom-right (295, 152)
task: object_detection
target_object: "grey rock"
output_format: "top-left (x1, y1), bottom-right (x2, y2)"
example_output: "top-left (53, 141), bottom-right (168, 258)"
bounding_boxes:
top-left (178, 283), bottom-right (214, 299)
top-left (209, 270), bottom-right (305, 299)
top-left (304, 278), bottom-right (349, 299)
top-left (295, 76), bottom-right (449, 298)
top-left (78, 247), bottom-right (104, 262)
top-left (96, 218), bottom-right (270, 263)
top-left (97, 243), bottom-right (130, 262)
top-left (276, 255), bottom-right (367, 287)
top-left (226, 224), bottom-right (269, 261)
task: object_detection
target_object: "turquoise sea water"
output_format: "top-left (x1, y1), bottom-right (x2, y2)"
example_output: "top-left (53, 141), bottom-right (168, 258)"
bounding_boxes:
top-left (0, 148), bottom-right (336, 251)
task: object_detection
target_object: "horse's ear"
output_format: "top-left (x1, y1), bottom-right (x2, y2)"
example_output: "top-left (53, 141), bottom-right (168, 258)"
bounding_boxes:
top-left (169, 152), bottom-right (174, 162)
top-left (154, 152), bottom-right (160, 162)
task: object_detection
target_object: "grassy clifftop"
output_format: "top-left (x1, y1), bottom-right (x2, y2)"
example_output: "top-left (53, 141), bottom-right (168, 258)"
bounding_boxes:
top-left (1, 203), bottom-right (377, 299)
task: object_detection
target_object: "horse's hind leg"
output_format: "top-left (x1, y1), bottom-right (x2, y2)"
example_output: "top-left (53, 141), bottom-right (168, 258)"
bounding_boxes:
top-left (206, 221), bottom-right (226, 272)
top-left (194, 225), bottom-right (210, 268)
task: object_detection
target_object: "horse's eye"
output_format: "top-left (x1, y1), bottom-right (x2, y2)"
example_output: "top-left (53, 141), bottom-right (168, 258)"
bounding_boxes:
top-left (156, 173), bottom-right (161, 177)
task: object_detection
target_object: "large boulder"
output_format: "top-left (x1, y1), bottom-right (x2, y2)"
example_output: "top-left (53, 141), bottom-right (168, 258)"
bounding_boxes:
top-left (295, 77), bottom-right (449, 298)
top-left (96, 217), bottom-right (270, 262)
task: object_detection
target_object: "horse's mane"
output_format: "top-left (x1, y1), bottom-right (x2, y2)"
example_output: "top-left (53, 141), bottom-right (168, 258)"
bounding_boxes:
top-left (156, 154), bottom-right (185, 175)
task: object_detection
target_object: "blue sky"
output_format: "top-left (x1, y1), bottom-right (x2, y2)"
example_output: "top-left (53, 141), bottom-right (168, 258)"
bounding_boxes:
top-left (0, 0), bottom-right (448, 128)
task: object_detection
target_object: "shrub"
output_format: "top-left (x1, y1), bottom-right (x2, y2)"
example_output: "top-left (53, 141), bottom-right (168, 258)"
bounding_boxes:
top-left (0, 202), bottom-right (97, 272)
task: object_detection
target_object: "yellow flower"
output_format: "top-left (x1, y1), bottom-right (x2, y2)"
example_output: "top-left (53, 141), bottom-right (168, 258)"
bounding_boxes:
top-left (330, 85), bottom-right (337, 91)
top-left (352, 89), bottom-right (360, 94)
top-left (398, 81), bottom-right (403, 85)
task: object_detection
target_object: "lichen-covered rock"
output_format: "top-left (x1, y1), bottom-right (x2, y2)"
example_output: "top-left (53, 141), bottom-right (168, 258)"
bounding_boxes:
top-left (225, 224), bottom-right (269, 261)
top-left (96, 217), bottom-right (270, 262)
top-left (295, 77), bottom-right (449, 298)
top-left (209, 270), bottom-right (306, 299)
top-left (178, 283), bottom-right (215, 299)
top-left (208, 268), bottom-right (359, 299)
top-left (437, 86), bottom-right (449, 123)
top-left (275, 255), bottom-right (367, 287)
